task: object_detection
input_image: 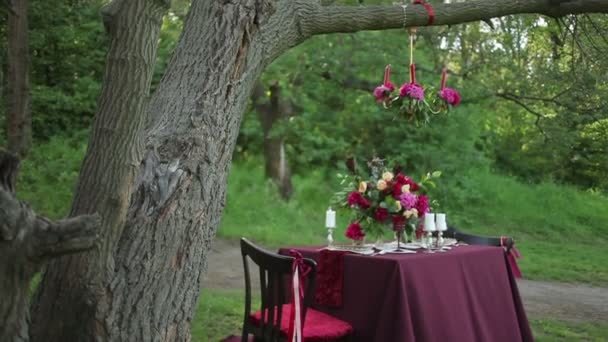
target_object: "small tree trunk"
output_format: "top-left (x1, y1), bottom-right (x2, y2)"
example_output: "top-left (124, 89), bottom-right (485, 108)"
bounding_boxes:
top-left (253, 82), bottom-right (294, 200)
top-left (6, 0), bottom-right (32, 157)
top-left (0, 151), bottom-right (99, 342)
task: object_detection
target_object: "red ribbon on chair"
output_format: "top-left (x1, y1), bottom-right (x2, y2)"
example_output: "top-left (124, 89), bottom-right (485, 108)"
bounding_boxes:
top-left (501, 236), bottom-right (523, 278)
top-left (414, 0), bottom-right (435, 26)
top-left (287, 250), bottom-right (312, 342)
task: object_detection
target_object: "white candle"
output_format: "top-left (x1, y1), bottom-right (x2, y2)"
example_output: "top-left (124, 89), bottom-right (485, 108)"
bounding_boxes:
top-left (436, 213), bottom-right (447, 231)
top-left (424, 213), bottom-right (436, 231)
top-left (325, 208), bottom-right (336, 228)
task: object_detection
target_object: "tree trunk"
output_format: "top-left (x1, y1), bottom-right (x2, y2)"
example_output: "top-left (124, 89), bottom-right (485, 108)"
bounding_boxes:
top-left (253, 81), bottom-right (294, 200)
top-left (0, 151), bottom-right (99, 342)
top-left (6, 0), bottom-right (31, 157)
top-left (30, 0), bottom-right (169, 341)
top-left (29, 0), bottom-right (608, 341)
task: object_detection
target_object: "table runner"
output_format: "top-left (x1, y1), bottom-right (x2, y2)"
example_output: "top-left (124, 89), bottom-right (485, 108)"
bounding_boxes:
top-left (314, 249), bottom-right (350, 307)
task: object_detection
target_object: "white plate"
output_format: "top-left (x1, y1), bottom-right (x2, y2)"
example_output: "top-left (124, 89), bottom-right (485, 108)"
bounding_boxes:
top-left (382, 248), bottom-right (417, 254)
top-left (326, 244), bottom-right (375, 255)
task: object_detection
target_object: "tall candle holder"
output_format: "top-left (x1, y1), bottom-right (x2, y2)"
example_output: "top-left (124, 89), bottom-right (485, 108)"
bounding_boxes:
top-left (327, 227), bottom-right (335, 248)
top-left (325, 207), bottom-right (336, 248)
top-left (423, 213), bottom-right (436, 253)
top-left (436, 213), bottom-right (447, 250)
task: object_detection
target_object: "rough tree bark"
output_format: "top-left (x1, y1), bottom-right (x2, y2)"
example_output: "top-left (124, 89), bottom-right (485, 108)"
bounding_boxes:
top-left (30, 0), bottom-right (169, 341)
top-left (0, 151), bottom-right (99, 342)
top-left (6, 0), bottom-right (31, 157)
top-left (252, 81), bottom-right (295, 200)
top-left (30, 0), bottom-right (608, 341)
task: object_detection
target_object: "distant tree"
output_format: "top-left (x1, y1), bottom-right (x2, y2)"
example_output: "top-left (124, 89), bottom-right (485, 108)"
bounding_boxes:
top-left (5, 0), bottom-right (31, 157)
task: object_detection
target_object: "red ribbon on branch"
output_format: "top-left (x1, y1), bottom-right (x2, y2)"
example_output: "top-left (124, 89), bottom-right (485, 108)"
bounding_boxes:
top-left (414, 0), bottom-right (435, 26)
top-left (501, 236), bottom-right (523, 278)
top-left (287, 250), bottom-right (312, 342)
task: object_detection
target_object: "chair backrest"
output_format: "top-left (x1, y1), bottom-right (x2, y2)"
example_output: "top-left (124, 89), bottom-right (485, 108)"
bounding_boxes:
top-left (444, 225), bottom-right (514, 252)
top-left (240, 238), bottom-right (317, 341)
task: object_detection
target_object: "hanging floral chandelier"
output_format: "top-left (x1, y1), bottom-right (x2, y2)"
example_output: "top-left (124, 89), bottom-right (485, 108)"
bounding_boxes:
top-left (373, 0), bottom-right (461, 123)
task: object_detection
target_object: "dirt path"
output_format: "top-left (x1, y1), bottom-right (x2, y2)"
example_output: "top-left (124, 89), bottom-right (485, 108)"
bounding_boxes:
top-left (203, 238), bottom-right (608, 323)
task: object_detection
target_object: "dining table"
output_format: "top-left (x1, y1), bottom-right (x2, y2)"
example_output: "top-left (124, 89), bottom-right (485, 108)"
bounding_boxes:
top-left (278, 244), bottom-right (534, 342)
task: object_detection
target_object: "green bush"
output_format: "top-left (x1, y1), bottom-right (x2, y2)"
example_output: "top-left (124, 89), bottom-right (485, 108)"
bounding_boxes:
top-left (16, 130), bottom-right (88, 219)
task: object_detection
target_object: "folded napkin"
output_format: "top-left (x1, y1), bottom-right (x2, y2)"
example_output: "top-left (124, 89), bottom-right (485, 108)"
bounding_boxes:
top-left (314, 249), bottom-right (350, 307)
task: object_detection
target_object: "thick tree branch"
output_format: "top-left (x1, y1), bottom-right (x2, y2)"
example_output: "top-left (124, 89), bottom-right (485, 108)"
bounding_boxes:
top-left (0, 150), bottom-right (100, 342)
top-left (303, 0), bottom-right (608, 36)
top-left (32, 215), bottom-right (101, 260)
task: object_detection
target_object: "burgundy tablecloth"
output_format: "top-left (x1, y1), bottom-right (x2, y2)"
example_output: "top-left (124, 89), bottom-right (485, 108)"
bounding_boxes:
top-left (279, 245), bottom-right (533, 342)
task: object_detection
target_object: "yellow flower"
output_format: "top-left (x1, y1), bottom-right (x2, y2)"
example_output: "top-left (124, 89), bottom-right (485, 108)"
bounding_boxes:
top-left (377, 180), bottom-right (387, 191)
top-left (411, 208), bottom-right (419, 218)
top-left (395, 201), bottom-right (402, 211)
top-left (404, 209), bottom-right (413, 218)
top-left (401, 184), bottom-right (411, 193)
top-left (358, 181), bottom-right (367, 193)
top-left (382, 171), bottom-right (394, 182)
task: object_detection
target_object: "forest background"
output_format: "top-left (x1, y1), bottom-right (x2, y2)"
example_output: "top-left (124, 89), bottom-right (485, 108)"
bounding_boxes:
top-left (1, 0), bottom-right (607, 340)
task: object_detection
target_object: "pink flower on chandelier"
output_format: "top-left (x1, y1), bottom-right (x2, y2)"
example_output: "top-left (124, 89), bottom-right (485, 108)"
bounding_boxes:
top-left (399, 63), bottom-right (425, 101)
top-left (439, 88), bottom-right (461, 106)
top-left (399, 82), bottom-right (425, 101)
top-left (439, 68), bottom-right (461, 107)
top-left (373, 65), bottom-right (396, 102)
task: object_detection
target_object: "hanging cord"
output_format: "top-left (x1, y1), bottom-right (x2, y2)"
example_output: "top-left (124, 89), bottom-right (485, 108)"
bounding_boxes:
top-left (410, 28), bottom-right (417, 80)
top-left (413, 0), bottom-right (435, 26)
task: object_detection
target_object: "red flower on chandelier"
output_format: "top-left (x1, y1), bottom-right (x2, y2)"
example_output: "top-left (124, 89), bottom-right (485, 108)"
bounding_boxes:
top-left (373, 65), bottom-right (396, 103)
top-left (439, 68), bottom-right (461, 107)
top-left (399, 64), bottom-right (425, 101)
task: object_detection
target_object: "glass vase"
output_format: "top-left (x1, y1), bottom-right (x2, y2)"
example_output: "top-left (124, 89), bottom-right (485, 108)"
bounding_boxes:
top-left (353, 237), bottom-right (365, 247)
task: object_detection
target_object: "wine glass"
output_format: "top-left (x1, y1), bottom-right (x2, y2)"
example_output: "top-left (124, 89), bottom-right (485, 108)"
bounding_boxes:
top-left (393, 221), bottom-right (406, 251)
top-left (423, 213), bottom-right (436, 253)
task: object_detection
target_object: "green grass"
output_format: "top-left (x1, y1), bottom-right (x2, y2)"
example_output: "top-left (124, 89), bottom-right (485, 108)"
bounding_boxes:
top-left (531, 319), bottom-right (608, 342)
top-left (192, 290), bottom-right (608, 342)
top-left (193, 290), bottom-right (246, 342)
top-left (443, 168), bottom-right (608, 285)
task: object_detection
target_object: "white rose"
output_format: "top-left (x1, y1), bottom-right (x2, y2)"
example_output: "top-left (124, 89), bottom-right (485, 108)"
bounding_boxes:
top-left (382, 171), bottom-right (394, 182)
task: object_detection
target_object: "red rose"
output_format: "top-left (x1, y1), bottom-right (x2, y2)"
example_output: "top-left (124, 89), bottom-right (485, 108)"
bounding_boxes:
top-left (358, 196), bottom-right (371, 209)
top-left (385, 180), bottom-right (393, 189)
top-left (392, 182), bottom-right (403, 199)
top-left (345, 222), bottom-right (365, 241)
top-left (347, 191), bottom-right (362, 206)
top-left (416, 195), bottom-right (429, 215)
top-left (374, 207), bottom-right (389, 222)
top-left (347, 191), bottom-right (370, 209)
top-left (395, 174), bottom-right (407, 184)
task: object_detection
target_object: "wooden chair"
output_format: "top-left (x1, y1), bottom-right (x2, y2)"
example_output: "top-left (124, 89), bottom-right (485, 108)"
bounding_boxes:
top-left (240, 238), bottom-right (353, 342)
top-left (443, 225), bottom-right (514, 253)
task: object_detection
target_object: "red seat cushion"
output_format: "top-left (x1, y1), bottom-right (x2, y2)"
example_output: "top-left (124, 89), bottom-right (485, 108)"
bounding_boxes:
top-left (250, 304), bottom-right (353, 342)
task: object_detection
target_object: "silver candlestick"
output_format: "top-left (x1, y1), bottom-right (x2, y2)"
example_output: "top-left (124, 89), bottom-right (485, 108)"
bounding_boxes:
top-left (327, 227), bottom-right (335, 248)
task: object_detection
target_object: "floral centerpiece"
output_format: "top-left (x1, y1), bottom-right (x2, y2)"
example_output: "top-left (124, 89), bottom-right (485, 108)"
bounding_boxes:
top-left (332, 158), bottom-right (440, 245)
